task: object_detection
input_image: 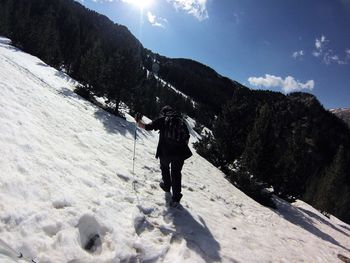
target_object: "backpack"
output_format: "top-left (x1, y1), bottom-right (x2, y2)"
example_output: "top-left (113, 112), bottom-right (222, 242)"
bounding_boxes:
top-left (163, 114), bottom-right (189, 145)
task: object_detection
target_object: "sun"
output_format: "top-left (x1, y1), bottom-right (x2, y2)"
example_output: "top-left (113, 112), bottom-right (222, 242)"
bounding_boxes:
top-left (123, 0), bottom-right (154, 9)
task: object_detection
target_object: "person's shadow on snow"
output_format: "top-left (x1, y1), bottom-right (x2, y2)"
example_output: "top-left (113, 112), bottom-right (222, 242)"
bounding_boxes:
top-left (166, 207), bottom-right (221, 262)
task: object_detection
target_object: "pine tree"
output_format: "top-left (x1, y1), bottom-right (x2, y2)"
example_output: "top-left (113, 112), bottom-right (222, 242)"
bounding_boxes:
top-left (313, 145), bottom-right (349, 220)
top-left (193, 131), bottom-right (223, 167)
top-left (10, 0), bottom-right (31, 47)
top-left (0, 0), bottom-right (11, 35)
top-left (79, 41), bottom-right (107, 96)
top-left (59, 11), bottom-right (81, 74)
top-left (36, 7), bottom-right (62, 67)
top-left (242, 103), bottom-right (274, 183)
top-left (105, 51), bottom-right (125, 113)
top-left (214, 97), bottom-right (254, 163)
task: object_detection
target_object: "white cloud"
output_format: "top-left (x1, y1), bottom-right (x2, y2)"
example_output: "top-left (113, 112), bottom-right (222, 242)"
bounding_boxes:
top-left (315, 35), bottom-right (327, 50)
top-left (292, 50), bottom-right (304, 59)
top-left (313, 35), bottom-right (328, 60)
top-left (346, 49), bottom-right (350, 58)
top-left (312, 50), bottom-right (321, 58)
top-left (248, 74), bottom-right (315, 94)
top-left (167, 0), bottom-right (208, 21)
top-left (147, 11), bottom-right (167, 28)
top-left (312, 35), bottom-right (349, 65)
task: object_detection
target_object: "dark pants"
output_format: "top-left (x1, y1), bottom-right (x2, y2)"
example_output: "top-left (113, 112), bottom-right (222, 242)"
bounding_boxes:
top-left (160, 157), bottom-right (184, 202)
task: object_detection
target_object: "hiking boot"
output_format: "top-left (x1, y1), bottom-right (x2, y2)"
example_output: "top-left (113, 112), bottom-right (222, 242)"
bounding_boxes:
top-left (164, 192), bottom-right (172, 203)
top-left (170, 201), bottom-right (182, 209)
top-left (159, 181), bottom-right (170, 192)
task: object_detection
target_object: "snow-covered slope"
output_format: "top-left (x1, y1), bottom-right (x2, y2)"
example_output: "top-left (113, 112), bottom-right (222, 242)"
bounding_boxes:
top-left (330, 108), bottom-right (350, 128)
top-left (0, 37), bottom-right (349, 263)
top-left (153, 74), bottom-right (196, 107)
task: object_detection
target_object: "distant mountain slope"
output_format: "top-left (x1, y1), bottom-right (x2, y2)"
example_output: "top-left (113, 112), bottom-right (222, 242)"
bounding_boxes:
top-left (1, 36), bottom-right (350, 263)
top-left (330, 108), bottom-right (350, 128)
top-left (143, 50), bottom-right (245, 112)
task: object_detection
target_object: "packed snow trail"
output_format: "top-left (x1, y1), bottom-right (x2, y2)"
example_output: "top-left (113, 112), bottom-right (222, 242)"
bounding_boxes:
top-left (0, 36), bottom-right (349, 262)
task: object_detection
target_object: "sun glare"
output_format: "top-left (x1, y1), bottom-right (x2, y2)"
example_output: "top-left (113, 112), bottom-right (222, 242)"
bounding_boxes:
top-left (124, 0), bottom-right (154, 9)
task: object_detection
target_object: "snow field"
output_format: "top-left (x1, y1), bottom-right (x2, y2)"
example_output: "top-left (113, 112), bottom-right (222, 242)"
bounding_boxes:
top-left (0, 37), bottom-right (349, 262)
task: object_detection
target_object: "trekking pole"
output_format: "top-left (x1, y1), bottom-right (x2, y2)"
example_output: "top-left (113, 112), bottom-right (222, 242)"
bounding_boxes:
top-left (133, 113), bottom-right (143, 174)
top-left (132, 121), bottom-right (137, 175)
top-left (0, 238), bottom-right (37, 263)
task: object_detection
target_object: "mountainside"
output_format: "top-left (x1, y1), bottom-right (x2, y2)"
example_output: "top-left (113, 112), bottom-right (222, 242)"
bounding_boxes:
top-left (0, 0), bottom-right (243, 128)
top-left (195, 88), bottom-right (350, 223)
top-left (1, 36), bottom-right (350, 263)
top-left (196, 89), bottom-right (350, 222)
top-left (143, 50), bottom-right (244, 113)
top-left (331, 108), bottom-right (350, 128)
top-left (1, 0), bottom-right (350, 234)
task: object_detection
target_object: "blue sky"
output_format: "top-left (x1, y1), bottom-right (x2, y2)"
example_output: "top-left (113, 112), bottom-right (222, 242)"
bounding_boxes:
top-left (78, 0), bottom-right (350, 109)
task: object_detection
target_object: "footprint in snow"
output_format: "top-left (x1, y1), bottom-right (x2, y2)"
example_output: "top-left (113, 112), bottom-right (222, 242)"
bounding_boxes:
top-left (133, 211), bottom-right (175, 240)
top-left (77, 214), bottom-right (107, 254)
top-left (133, 213), bottom-right (154, 236)
top-left (137, 204), bottom-right (155, 215)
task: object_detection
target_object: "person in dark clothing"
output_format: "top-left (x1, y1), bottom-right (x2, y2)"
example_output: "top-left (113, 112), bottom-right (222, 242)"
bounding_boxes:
top-left (135, 106), bottom-right (192, 207)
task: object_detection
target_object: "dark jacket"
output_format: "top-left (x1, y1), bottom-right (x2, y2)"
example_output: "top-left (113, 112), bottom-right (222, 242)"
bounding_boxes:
top-left (145, 116), bottom-right (192, 160)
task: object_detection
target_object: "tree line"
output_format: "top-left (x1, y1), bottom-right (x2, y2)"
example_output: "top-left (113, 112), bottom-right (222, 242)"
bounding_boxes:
top-left (194, 89), bottom-right (350, 223)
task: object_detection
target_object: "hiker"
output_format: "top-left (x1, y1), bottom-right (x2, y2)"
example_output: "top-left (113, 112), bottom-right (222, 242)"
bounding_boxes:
top-left (135, 106), bottom-right (192, 207)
